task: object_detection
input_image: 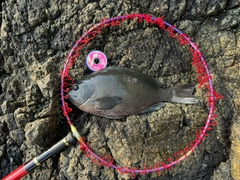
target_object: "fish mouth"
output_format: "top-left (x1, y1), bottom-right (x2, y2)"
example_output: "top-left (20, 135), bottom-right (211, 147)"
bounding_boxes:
top-left (68, 95), bottom-right (77, 100)
top-left (67, 91), bottom-right (77, 99)
top-left (67, 93), bottom-right (83, 107)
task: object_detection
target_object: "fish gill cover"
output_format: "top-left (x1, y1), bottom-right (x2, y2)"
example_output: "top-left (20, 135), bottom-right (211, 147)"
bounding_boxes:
top-left (61, 14), bottom-right (223, 178)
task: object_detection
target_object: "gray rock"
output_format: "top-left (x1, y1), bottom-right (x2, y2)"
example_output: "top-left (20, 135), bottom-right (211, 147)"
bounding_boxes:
top-left (24, 117), bottom-right (58, 147)
top-left (227, 0), bottom-right (240, 9)
top-left (206, 0), bottom-right (227, 16)
top-left (230, 112), bottom-right (240, 179)
top-left (14, 107), bottom-right (34, 129)
top-left (36, 73), bottom-right (59, 99)
top-left (0, 145), bottom-right (5, 159)
top-left (9, 129), bottom-right (25, 145)
top-left (3, 113), bottom-right (17, 131)
top-left (25, 83), bottom-right (42, 106)
top-left (211, 161), bottom-right (233, 180)
top-left (1, 100), bottom-right (26, 114)
top-left (0, 116), bottom-right (6, 135)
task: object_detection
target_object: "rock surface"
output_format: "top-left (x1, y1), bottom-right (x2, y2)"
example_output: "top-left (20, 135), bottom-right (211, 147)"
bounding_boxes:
top-left (0, 0), bottom-right (239, 180)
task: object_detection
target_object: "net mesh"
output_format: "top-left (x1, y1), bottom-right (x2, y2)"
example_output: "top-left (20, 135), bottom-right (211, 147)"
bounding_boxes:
top-left (60, 14), bottom-right (223, 178)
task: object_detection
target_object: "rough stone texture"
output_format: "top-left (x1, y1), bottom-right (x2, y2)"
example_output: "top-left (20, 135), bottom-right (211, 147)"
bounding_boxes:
top-left (210, 161), bottom-right (232, 180)
top-left (230, 112), bottom-right (240, 180)
top-left (0, 0), bottom-right (239, 180)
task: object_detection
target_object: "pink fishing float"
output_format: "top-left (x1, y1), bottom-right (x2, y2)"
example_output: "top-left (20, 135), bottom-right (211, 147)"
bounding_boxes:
top-left (86, 50), bottom-right (107, 71)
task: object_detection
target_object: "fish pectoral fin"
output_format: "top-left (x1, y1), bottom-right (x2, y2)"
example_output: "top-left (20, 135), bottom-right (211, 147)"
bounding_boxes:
top-left (93, 96), bottom-right (122, 110)
top-left (140, 102), bottom-right (165, 113)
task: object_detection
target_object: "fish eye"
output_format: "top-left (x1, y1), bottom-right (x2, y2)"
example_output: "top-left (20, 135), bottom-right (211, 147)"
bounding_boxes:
top-left (73, 85), bottom-right (79, 91)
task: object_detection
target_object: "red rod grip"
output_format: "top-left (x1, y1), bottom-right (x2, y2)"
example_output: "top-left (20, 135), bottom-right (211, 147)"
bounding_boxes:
top-left (2, 165), bottom-right (28, 180)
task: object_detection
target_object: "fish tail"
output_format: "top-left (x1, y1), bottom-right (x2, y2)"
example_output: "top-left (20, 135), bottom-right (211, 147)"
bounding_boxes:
top-left (171, 84), bottom-right (198, 104)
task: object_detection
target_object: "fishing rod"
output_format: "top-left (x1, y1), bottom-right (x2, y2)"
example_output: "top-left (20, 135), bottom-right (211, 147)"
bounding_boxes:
top-left (3, 132), bottom-right (77, 180)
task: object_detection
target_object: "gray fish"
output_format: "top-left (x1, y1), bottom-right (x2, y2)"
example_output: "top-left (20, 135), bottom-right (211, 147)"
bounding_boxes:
top-left (68, 67), bottom-right (198, 118)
